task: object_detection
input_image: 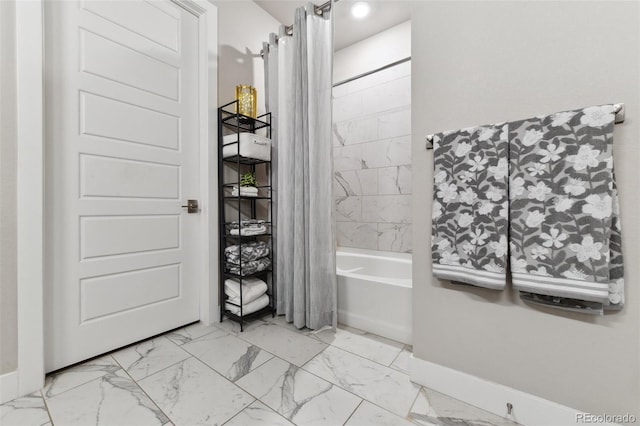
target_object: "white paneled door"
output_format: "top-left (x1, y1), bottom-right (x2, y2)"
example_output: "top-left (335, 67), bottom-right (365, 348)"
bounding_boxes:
top-left (45, 1), bottom-right (201, 371)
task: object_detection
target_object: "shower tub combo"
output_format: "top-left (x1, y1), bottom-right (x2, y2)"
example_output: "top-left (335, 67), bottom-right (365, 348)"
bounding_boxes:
top-left (336, 247), bottom-right (412, 344)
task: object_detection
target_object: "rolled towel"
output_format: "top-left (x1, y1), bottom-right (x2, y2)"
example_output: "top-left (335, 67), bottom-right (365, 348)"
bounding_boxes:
top-left (231, 186), bottom-right (259, 197)
top-left (226, 294), bottom-right (270, 316)
top-left (224, 277), bottom-right (268, 305)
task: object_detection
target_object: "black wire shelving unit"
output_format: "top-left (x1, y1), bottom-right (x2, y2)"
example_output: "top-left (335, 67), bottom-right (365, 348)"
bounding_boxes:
top-left (217, 100), bottom-right (275, 331)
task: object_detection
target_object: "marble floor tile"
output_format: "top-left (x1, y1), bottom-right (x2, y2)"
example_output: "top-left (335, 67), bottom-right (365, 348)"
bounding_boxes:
top-left (138, 357), bottom-right (254, 426)
top-left (236, 357), bottom-right (361, 426)
top-left (261, 314), bottom-right (315, 337)
top-left (0, 392), bottom-right (51, 426)
top-left (224, 400), bottom-right (294, 426)
top-left (215, 317), bottom-right (267, 335)
top-left (389, 345), bottom-right (412, 374)
top-left (345, 401), bottom-right (417, 426)
top-left (182, 329), bottom-right (273, 382)
top-left (237, 322), bottom-right (328, 367)
top-left (43, 355), bottom-right (121, 398)
top-left (111, 336), bottom-right (190, 380)
top-left (410, 387), bottom-right (521, 426)
top-left (314, 326), bottom-right (404, 366)
top-left (46, 369), bottom-right (168, 426)
top-left (303, 346), bottom-right (420, 418)
top-left (165, 322), bottom-right (221, 346)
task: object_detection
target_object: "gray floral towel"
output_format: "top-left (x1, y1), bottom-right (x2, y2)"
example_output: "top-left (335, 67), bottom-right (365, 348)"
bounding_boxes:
top-left (431, 124), bottom-right (510, 289)
top-left (509, 105), bottom-right (624, 309)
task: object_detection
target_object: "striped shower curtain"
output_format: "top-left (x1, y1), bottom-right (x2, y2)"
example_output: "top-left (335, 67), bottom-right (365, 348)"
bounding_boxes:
top-left (263, 4), bottom-right (336, 330)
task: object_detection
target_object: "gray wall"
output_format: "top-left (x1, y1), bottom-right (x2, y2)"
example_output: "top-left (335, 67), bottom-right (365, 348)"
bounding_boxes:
top-left (0, 0), bottom-right (18, 375)
top-left (212, 0), bottom-right (280, 115)
top-left (412, 1), bottom-right (639, 416)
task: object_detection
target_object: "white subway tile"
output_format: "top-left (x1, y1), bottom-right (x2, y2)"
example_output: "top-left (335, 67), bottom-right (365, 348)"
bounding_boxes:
top-left (378, 106), bottom-right (411, 139)
top-left (378, 165), bottom-right (412, 195)
top-left (337, 222), bottom-right (378, 250)
top-left (334, 170), bottom-right (377, 196)
top-left (334, 144), bottom-right (362, 172)
top-left (335, 196), bottom-right (362, 222)
top-left (378, 223), bottom-right (412, 253)
top-left (362, 195), bottom-right (411, 224)
top-left (334, 116), bottom-right (378, 145)
top-left (362, 76), bottom-right (411, 116)
top-left (333, 92), bottom-right (363, 122)
top-left (361, 136), bottom-right (411, 169)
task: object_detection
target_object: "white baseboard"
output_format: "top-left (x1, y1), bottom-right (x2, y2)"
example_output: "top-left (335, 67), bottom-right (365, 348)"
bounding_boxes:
top-left (0, 371), bottom-right (18, 404)
top-left (338, 309), bottom-right (412, 345)
top-left (409, 355), bottom-right (618, 426)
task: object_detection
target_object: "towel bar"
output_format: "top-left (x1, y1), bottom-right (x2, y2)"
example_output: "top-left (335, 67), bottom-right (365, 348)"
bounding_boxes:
top-left (425, 103), bottom-right (625, 150)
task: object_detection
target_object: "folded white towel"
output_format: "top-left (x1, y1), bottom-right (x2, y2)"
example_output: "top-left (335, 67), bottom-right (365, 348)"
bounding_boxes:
top-left (235, 185), bottom-right (258, 193)
top-left (226, 294), bottom-right (270, 316)
top-left (231, 186), bottom-right (259, 197)
top-left (232, 191), bottom-right (257, 197)
top-left (225, 277), bottom-right (268, 305)
top-left (230, 225), bottom-right (267, 236)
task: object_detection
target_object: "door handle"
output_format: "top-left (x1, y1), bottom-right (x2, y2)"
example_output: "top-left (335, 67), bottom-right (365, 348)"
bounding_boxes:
top-left (181, 199), bottom-right (198, 213)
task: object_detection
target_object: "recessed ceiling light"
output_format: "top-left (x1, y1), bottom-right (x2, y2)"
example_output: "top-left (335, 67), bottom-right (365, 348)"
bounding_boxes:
top-left (351, 2), bottom-right (370, 19)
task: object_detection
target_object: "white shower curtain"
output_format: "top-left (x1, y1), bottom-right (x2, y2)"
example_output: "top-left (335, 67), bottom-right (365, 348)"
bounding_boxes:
top-left (263, 4), bottom-right (336, 330)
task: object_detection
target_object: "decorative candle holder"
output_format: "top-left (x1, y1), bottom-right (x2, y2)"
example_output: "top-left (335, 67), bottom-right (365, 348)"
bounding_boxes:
top-left (235, 85), bottom-right (257, 118)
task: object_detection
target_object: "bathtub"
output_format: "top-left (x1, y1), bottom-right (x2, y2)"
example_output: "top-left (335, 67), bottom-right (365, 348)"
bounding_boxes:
top-left (336, 247), bottom-right (412, 345)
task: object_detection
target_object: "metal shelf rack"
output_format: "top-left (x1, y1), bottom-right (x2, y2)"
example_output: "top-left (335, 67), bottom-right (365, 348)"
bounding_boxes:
top-left (217, 100), bottom-right (275, 331)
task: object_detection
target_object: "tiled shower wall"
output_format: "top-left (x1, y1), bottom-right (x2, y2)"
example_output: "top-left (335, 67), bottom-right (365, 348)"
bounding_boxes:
top-left (333, 61), bottom-right (411, 253)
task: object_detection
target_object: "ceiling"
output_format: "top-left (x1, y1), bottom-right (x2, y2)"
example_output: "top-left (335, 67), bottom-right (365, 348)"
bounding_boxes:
top-left (254, 0), bottom-right (412, 50)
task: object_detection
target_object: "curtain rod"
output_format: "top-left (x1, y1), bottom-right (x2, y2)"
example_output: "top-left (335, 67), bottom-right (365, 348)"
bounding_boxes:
top-left (261, 0), bottom-right (337, 57)
top-left (283, 0), bottom-right (335, 35)
top-left (334, 57), bottom-right (411, 88)
top-left (424, 103), bottom-right (626, 150)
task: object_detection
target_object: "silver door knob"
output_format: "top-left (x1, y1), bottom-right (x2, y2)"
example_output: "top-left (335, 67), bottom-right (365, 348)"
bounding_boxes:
top-left (181, 199), bottom-right (198, 213)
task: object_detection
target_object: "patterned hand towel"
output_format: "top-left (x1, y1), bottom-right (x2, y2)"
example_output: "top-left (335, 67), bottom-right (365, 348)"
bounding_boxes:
top-left (509, 105), bottom-right (624, 309)
top-left (431, 124), bottom-right (510, 289)
top-left (225, 241), bottom-right (270, 264)
top-left (228, 220), bottom-right (268, 236)
top-left (227, 257), bottom-right (271, 276)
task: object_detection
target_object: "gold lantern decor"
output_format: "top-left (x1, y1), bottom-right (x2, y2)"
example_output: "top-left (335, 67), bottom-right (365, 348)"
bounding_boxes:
top-left (235, 85), bottom-right (257, 118)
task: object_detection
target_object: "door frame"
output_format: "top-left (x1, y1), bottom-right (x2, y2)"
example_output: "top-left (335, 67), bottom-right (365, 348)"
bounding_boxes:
top-left (14, 0), bottom-right (218, 397)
